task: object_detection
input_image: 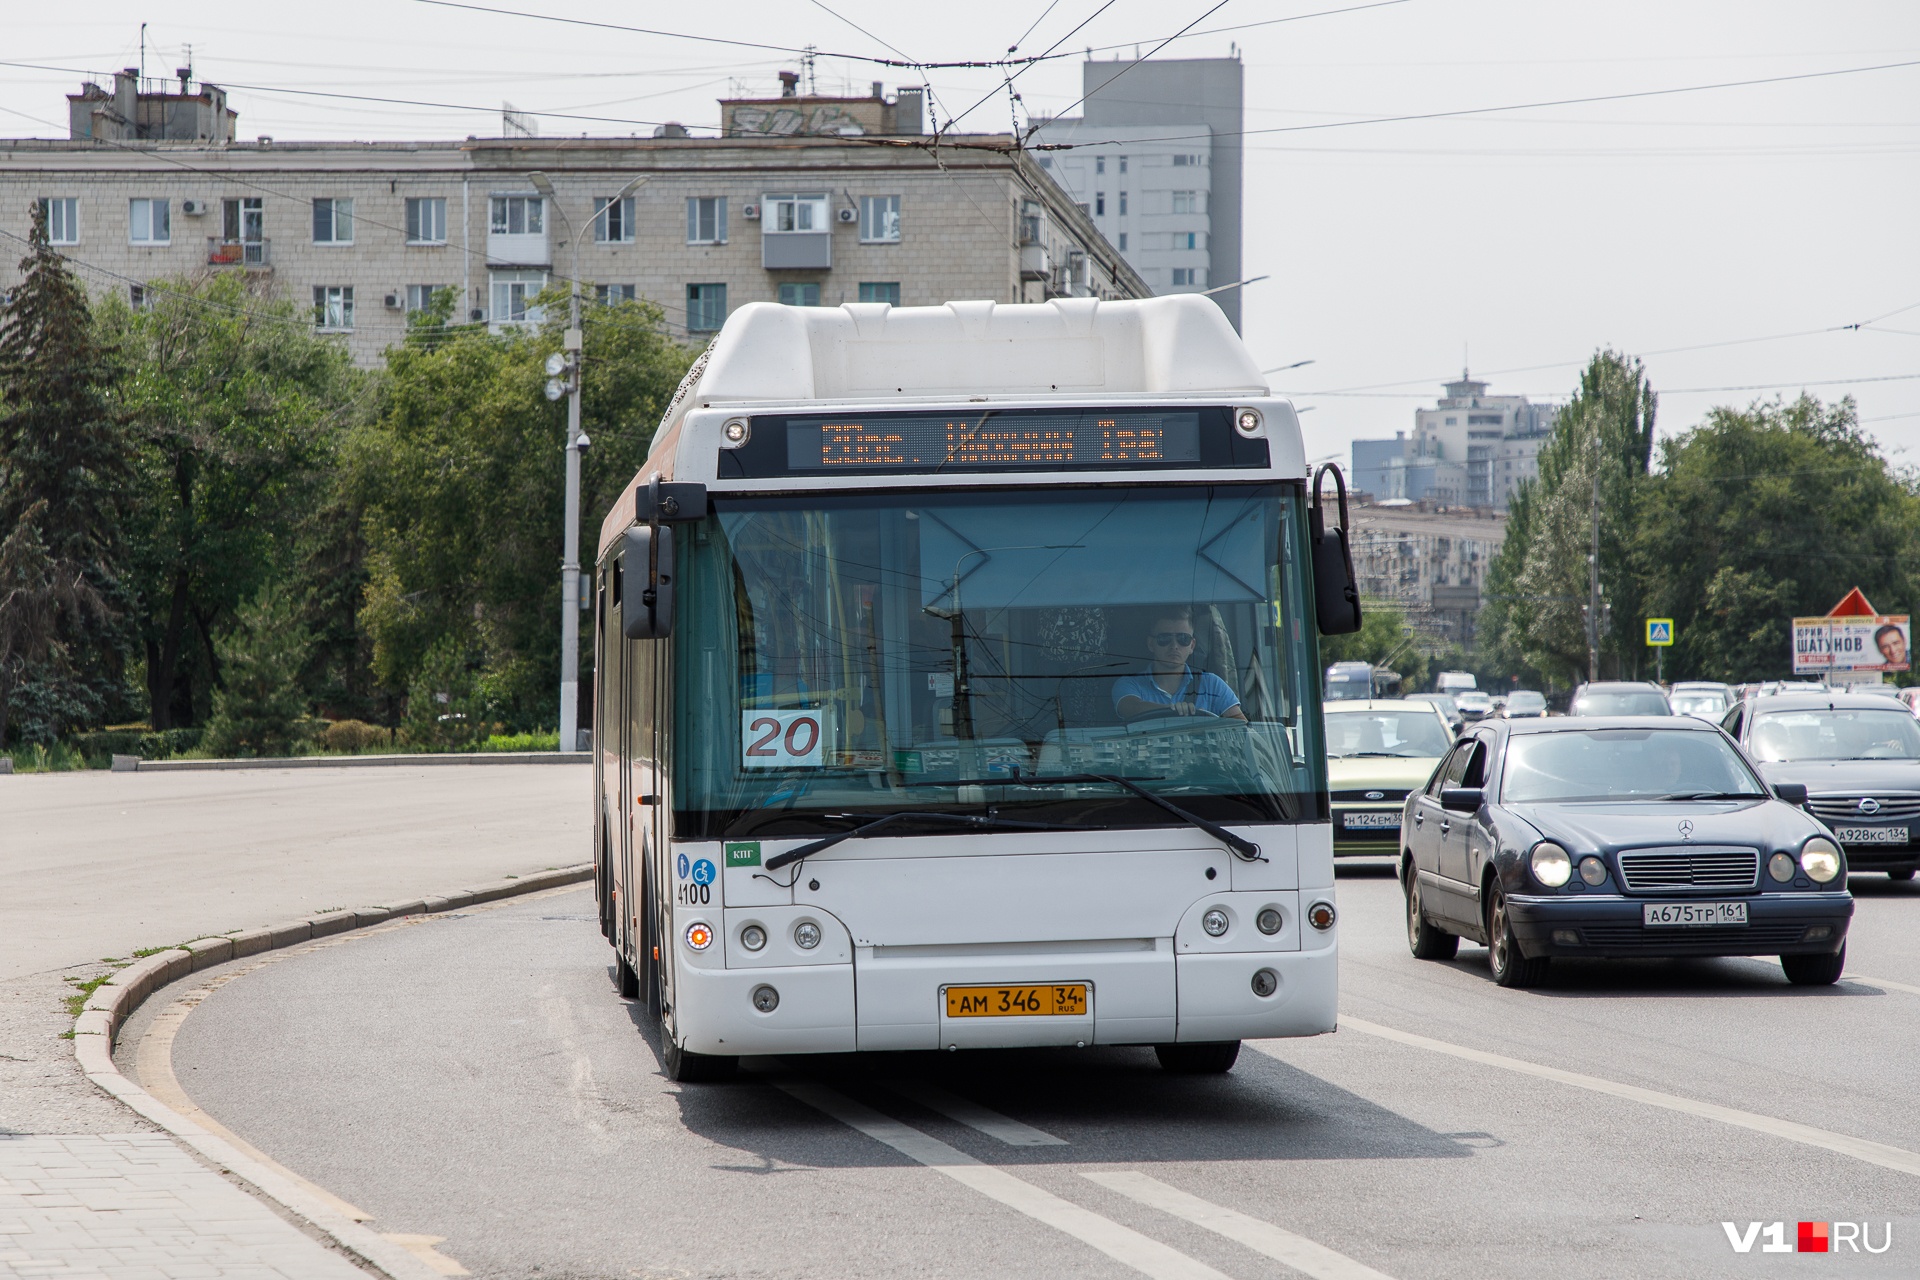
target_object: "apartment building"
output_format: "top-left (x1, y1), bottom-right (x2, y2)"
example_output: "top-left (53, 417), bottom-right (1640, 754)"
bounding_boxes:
top-left (1030, 56), bottom-right (1245, 330)
top-left (1, 71), bottom-right (1149, 366)
top-left (1347, 501), bottom-right (1508, 645)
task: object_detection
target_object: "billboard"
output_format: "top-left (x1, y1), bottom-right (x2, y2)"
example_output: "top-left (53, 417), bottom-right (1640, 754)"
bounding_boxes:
top-left (1792, 615), bottom-right (1911, 674)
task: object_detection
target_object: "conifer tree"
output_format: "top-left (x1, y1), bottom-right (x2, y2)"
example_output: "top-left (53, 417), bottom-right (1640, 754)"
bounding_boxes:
top-left (200, 582), bottom-right (314, 757)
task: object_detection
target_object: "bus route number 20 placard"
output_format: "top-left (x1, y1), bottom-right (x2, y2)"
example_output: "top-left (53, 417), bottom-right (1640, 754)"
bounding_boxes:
top-left (740, 709), bottom-right (827, 769)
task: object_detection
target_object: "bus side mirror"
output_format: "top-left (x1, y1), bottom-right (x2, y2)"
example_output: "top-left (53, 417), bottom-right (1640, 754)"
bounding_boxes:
top-left (1309, 463), bottom-right (1362, 635)
top-left (621, 524), bottom-right (675, 639)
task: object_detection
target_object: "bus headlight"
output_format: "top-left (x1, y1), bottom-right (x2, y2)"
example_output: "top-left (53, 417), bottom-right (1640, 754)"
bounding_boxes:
top-left (1800, 838), bottom-right (1841, 883)
top-left (1307, 901), bottom-right (1337, 931)
top-left (1202, 908), bottom-right (1230, 936)
top-left (1256, 907), bottom-right (1283, 935)
top-left (1530, 842), bottom-right (1572, 888)
top-left (793, 920), bottom-right (822, 950)
top-left (685, 922), bottom-right (714, 951)
top-left (740, 924), bottom-right (768, 952)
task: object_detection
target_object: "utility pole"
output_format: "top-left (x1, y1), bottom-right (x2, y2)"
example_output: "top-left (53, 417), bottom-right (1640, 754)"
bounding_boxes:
top-left (529, 171), bottom-right (645, 750)
top-left (1587, 435), bottom-right (1602, 683)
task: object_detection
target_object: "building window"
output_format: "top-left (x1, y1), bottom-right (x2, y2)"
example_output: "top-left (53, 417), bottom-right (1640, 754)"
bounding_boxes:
top-left (490, 195), bottom-right (543, 235)
top-left (1095, 156), bottom-right (1105, 175)
top-left (38, 197), bottom-right (79, 244)
top-left (596, 284), bottom-right (637, 304)
top-left (858, 195), bottom-right (901, 243)
top-left (777, 282), bottom-right (821, 307)
top-left (1118, 232), bottom-right (1128, 251)
top-left (595, 196), bottom-right (636, 243)
top-left (128, 283), bottom-right (150, 311)
top-left (686, 197), bottom-right (726, 244)
top-left (312, 285), bottom-right (354, 330)
top-left (312, 197), bottom-right (354, 244)
top-left (858, 282), bottom-right (900, 305)
top-left (1118, 192), bottom-right (1128, 216)
top-left (405, 285), bottom-right (446, 312)
top-left (1171, 268), bottom-right (1203, 287)
top-left (1119, 155), bottom-right (1128, 173)
top-left (489, 270), bottom-right (546, 324)
top-left (1171, 190), bottom-right (1200, 215)
top-left (1038, 157), bottom-right (1052, 169)
top-left (1174, 231), bottom-right (1200, 250)
top-left (1173, 154), bottom-right (1205, 167)
top-left (686, 283), bottom-right (727, 331)
top-left (405, 197), bottom-right (447, 244)
top-left (765, 193), bottom-right (829, 233)
top-left (129, 198), bottom-right (170, 245)
top-left (1095, 193), bottom-right (1106, 217)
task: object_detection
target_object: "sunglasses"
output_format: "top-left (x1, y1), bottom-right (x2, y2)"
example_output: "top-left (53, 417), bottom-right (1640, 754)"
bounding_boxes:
top-left (1150, 631), bottom-right (1195, 647)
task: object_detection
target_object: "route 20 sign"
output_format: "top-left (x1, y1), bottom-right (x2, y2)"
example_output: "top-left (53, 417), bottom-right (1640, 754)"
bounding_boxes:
top-left (1646, 618), bottom-right (1674, 647)
top-left (740, 708), bottom-right (828, 768)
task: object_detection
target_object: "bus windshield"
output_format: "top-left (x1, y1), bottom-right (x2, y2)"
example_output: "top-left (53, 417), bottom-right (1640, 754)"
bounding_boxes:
top-left (671, 484), bottom-right (1325, 838)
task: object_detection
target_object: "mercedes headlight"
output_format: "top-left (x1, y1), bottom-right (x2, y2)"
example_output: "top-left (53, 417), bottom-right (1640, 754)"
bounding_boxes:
top-left (1578, 856), bottom-right (1607, 886)
top-left (1800, 837), bottom-right (1841, 884)
top-left (1530, 842), bottom-right (1572, 888)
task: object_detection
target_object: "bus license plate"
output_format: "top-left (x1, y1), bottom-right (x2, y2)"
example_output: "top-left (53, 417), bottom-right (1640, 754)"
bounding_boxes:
top-left (1643, 902), bottom-right (1747, 927)
top-left (945, 984), bottom-right (1088, 1017)
top-left (1343, 812), bottom-right (1400, 829)
top-left (1831, 826), bottom-right (1908, 845)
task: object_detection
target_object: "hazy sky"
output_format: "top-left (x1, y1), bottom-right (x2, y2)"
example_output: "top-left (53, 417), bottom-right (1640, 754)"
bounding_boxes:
top-left (6, 1), bottom-right (1917, 470)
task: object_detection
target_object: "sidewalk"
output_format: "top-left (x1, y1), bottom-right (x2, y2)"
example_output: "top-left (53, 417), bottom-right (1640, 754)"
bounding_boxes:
top-left (0, 763), bottom-right (590, 1278)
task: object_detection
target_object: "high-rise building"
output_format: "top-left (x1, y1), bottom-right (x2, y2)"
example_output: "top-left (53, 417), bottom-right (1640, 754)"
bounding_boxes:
top-left (1029, 57), bottom-right (1244, 330)
top-left (1351, 372), bottom-right (1557, 510)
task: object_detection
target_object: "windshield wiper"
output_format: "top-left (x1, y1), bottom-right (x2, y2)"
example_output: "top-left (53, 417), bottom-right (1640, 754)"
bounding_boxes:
top-left (762, 811), bottom-right (1098, 873)
top-left (1332, 750), bottom-right (1400, 759)
top-left (897, 772), bottom-right (1267, 862)
top-left (1659, 791), bottom-right (1769, 801)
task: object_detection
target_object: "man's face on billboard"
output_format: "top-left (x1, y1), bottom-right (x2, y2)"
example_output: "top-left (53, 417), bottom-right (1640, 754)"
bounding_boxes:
top-left (1878, 629), bottom-right (1908, 666)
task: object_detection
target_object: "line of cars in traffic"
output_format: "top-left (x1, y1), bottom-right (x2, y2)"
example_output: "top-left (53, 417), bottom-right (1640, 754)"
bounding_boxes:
top-left (1324, 671), bottom-right (1920, 988)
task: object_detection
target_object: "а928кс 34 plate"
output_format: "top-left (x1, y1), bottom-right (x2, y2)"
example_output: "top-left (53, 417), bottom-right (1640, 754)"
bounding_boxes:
top-left (944, 984), bottom-right (1089, 1017)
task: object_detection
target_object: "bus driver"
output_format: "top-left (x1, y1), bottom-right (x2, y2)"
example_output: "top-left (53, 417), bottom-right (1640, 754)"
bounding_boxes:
top-left (1113, 607), bottom-right (1247, 721)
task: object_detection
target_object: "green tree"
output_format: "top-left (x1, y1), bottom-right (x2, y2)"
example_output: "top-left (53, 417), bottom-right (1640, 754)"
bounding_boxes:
top-left (0, 502), bottom-right (107, 747)
top-left (1637, 395), bottom-right (1917, 681)
top-left (102, 273), bottom-right (365, 729)
top-left (349, 291), bottom-right (694, 729)
top-left (0, 202), bottom-right (132, 742)
top-left (200, 581), bottom-right (314, 757)
top-left (1320, 601), bottom-right (1432, 693)
top-left (1488, 350), bottom-right (1656, 684)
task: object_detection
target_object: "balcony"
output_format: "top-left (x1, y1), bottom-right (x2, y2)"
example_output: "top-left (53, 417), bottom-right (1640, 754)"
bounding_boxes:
top-left (487, 230), bottom-right (549, 267)
top-left (206, 237), bottom-right (270, 267)
top-left (762, 231), bottom-right (831, 270)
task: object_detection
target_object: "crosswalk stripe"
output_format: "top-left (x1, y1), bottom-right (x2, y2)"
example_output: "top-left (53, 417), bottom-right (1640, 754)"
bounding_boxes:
top-left (776, 1082), bottom-right (1230, 1280)
top-left (1086, 1170), bottom-right (1399, 1280)
top-left (890, 1082), bottom-right (1070, 1146)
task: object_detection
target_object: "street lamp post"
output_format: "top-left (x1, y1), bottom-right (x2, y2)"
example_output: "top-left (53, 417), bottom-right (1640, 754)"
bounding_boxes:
top-left (528, 171), bottom-right (646, 751)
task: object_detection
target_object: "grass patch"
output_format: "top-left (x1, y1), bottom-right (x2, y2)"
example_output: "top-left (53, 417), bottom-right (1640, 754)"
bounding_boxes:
top-left (62, 964), bottom-right (128, 1017)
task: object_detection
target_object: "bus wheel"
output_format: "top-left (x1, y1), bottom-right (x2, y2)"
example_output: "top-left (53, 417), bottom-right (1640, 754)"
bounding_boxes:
top-left (1155, 1041), bottom-right (1240, 1074)
top-left (614, 951), bottom-right (640, 999)
top-left (658, 1018), bottom-right (738, 1083)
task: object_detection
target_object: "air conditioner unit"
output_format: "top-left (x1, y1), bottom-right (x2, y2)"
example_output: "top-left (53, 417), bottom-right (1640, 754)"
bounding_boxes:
top-left (836, 206), bottom-right (857, 224)
top-left (384, 293), bottom-right (404, 310)
top-left (741, 203), bottom-right (760, 220)
top-left (180, 200), bottom-right (206, 216)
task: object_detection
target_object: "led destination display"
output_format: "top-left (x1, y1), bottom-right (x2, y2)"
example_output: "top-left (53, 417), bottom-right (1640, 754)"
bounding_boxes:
top-left (785, 411), bottom-right (1203, 472)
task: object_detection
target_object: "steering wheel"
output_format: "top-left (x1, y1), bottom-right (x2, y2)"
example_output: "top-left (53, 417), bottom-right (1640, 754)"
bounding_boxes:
top-left (1119, 702), bottom-right (1218, 724)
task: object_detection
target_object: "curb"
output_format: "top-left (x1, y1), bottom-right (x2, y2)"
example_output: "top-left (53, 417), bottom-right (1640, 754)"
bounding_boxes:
top-left (72, 862), bottom-right (595, 1280)
top-left (117, 750), bottom-right (590, 772)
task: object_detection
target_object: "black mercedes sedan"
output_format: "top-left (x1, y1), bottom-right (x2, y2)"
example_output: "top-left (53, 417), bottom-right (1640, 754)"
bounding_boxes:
top-left (1721, 692), bottom-right (1920, 880)
top-left (1400, 716), bottom-right (1853, 987)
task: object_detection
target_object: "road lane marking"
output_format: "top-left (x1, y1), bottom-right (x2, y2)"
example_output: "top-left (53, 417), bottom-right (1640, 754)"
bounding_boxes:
top-left (775, 1082), bottom-right (1230, 1280)
top-left (1324, 1016), bottom-right (1920, 1179)
top-left (1085, 1171), bottom-right (1398, 1280)
top-left (1845, 973), bottom-right (1920, 997)
top-left (890, 1082), bottom-right (1069, 1146)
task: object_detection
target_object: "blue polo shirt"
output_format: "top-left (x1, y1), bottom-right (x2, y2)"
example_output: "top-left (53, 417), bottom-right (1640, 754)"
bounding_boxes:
top-left (1112, 667), bottom-right (1241, 717)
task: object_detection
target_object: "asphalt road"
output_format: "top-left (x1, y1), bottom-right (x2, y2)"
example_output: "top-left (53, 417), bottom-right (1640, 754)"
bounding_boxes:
top-left (0, 764), bottom-right (589, 980)
top-left (150, 866), bottom-right (1920, 1280)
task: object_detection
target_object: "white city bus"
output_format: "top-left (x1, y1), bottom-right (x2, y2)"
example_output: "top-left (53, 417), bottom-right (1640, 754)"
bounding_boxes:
top-left (592, 296), bottom-right (1362, 1081)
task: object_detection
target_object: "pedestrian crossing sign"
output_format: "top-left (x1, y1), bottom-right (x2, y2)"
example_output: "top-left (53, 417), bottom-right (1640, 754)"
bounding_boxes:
top-left (1646, 618), bottom-right (1674, 647)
